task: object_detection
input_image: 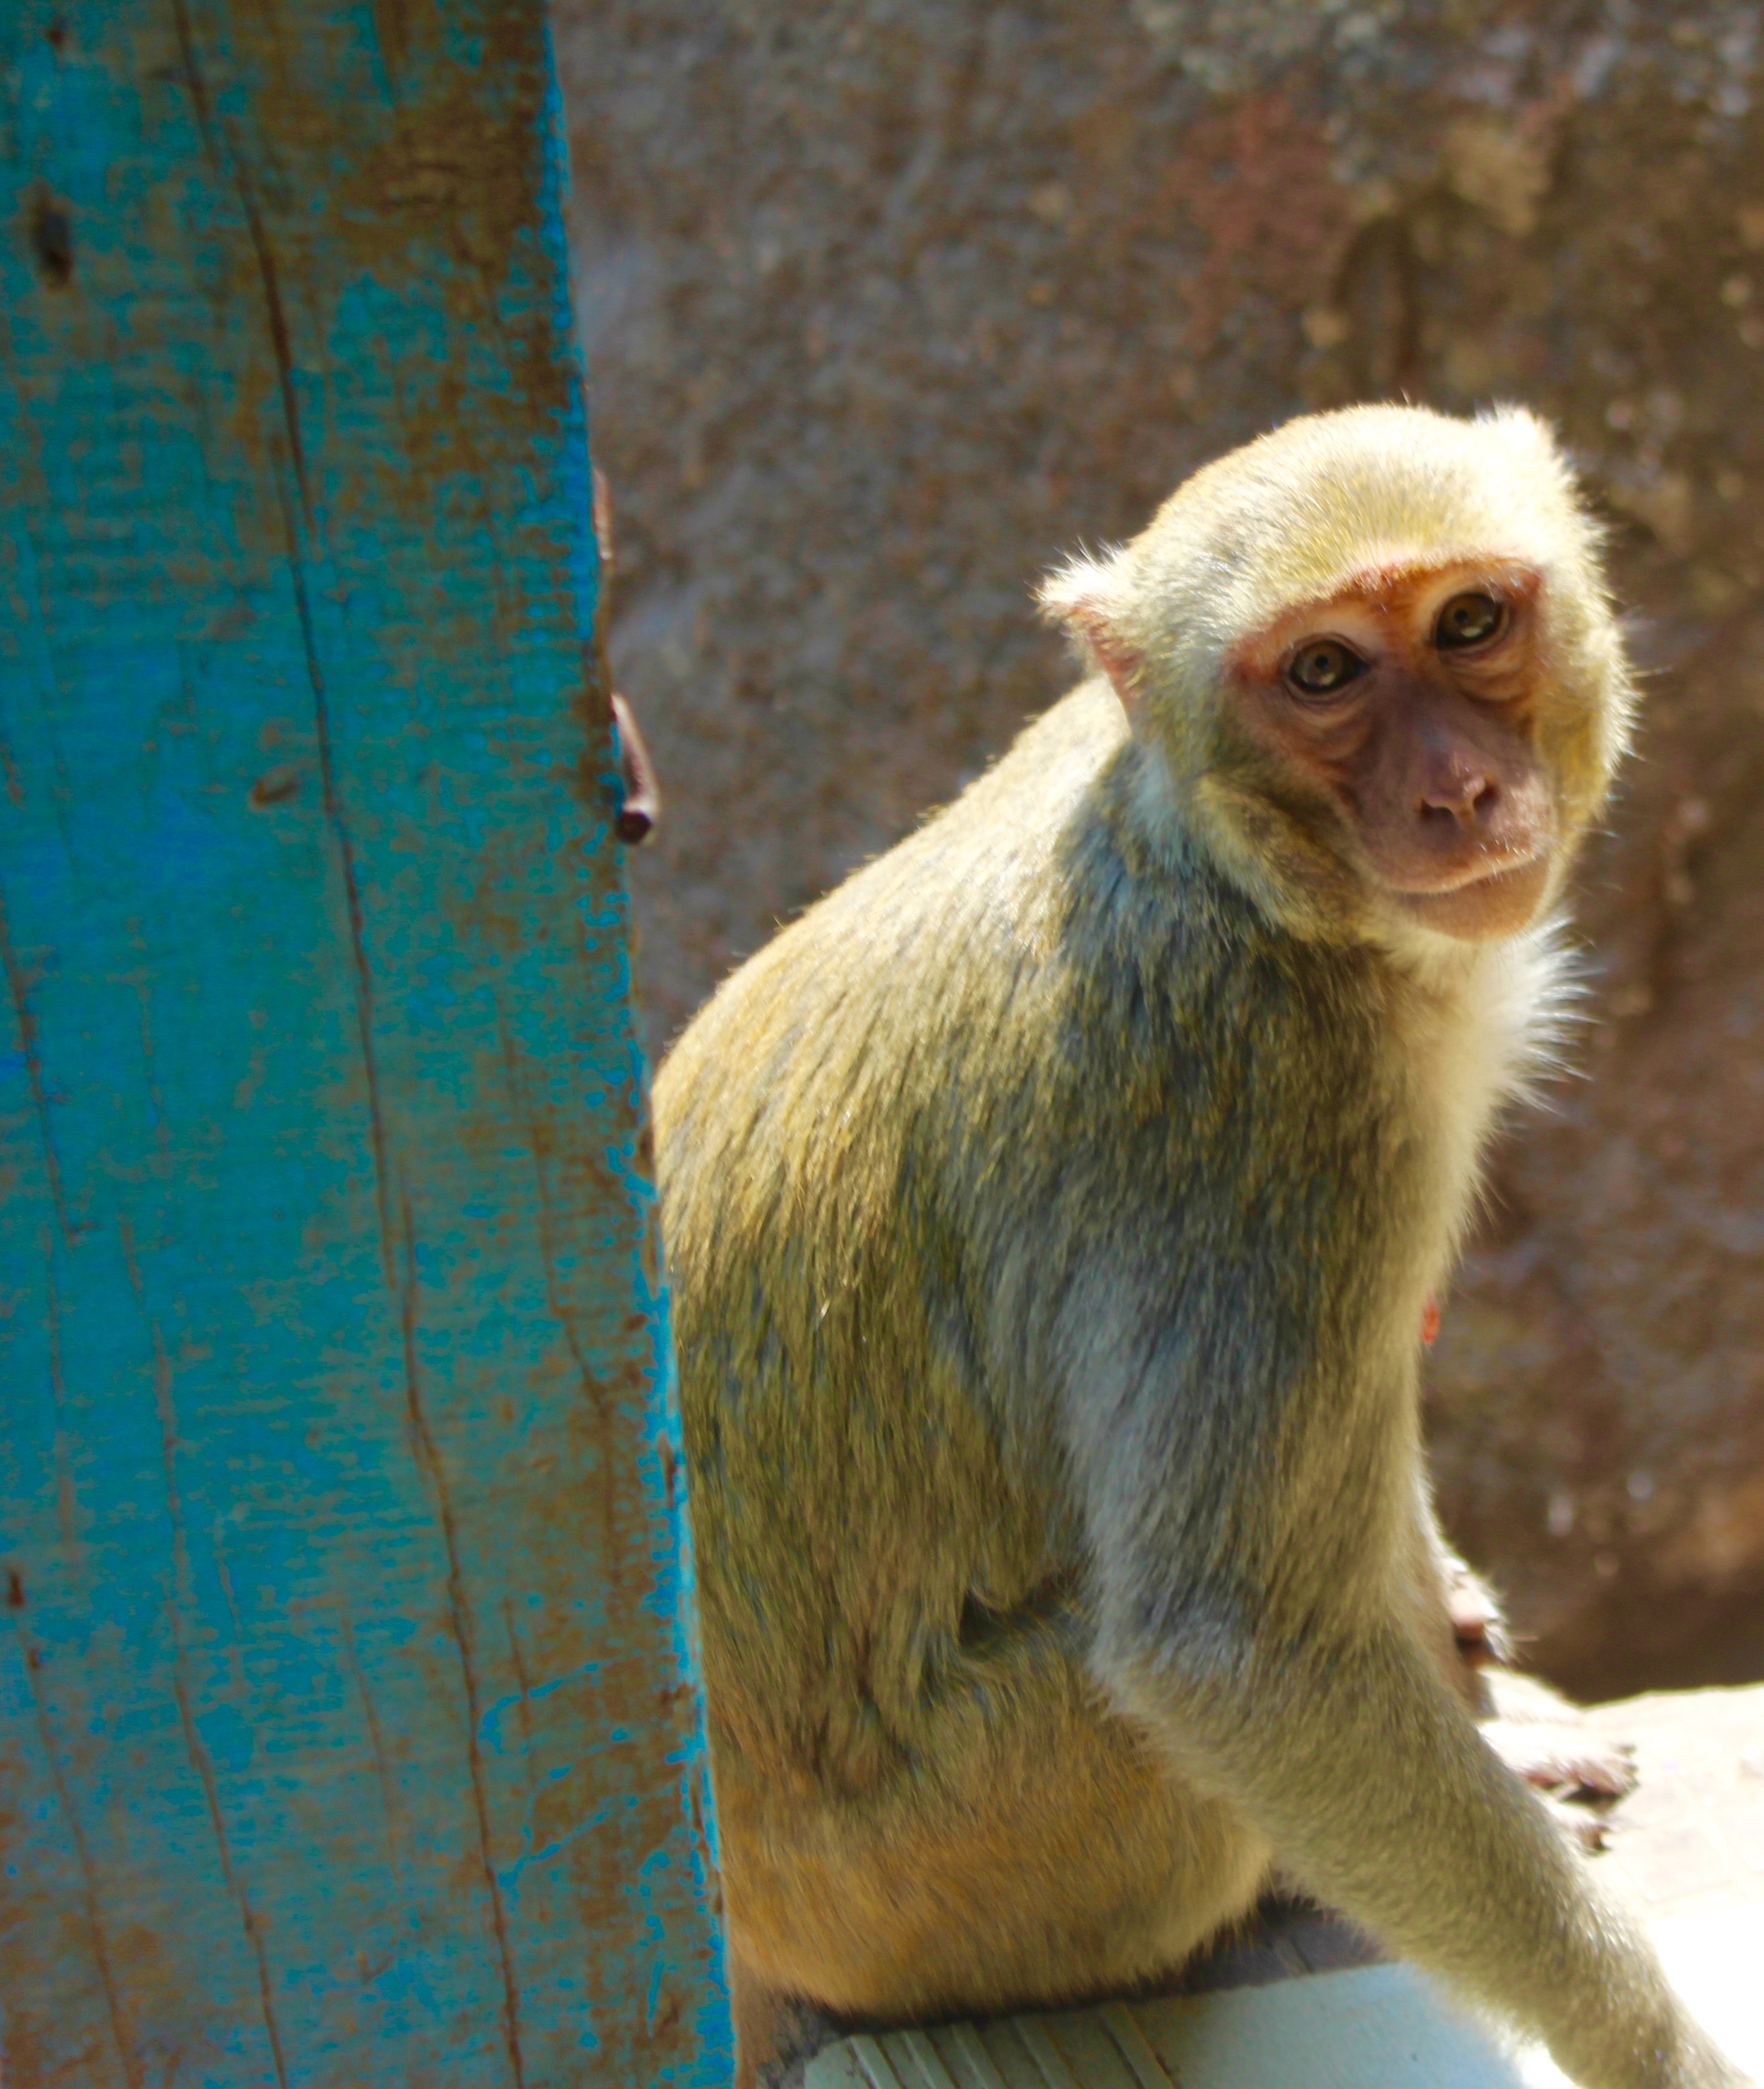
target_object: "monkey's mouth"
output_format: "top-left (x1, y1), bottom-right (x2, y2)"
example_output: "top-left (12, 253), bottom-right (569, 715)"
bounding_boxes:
top-left (1385, 847), bottom-right (1547, 900)
top-left (1386, 854), bottom-right (1552, 940)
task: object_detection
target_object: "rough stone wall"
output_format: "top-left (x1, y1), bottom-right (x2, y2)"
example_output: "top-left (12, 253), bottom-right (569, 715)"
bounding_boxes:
top-left (557, 1), bottom-right (1764, 1699)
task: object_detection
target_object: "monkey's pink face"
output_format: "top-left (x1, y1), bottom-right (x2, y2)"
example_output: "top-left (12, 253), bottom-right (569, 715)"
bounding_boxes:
top-left (1230, 561), bottom-right (1558, 943)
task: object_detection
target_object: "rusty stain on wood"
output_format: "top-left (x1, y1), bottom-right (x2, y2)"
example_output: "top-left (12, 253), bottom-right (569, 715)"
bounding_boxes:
top-left (0, 0), bottom-right (730, 2080)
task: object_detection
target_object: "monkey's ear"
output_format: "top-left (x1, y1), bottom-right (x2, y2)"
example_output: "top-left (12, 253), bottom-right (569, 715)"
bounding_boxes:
top-left (1038, 551), bottom-right (1144, 710)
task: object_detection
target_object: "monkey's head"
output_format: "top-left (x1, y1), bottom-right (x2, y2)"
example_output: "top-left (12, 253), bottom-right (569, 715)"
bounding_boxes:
top-left (1040, 404), bottom-right (1632, 947)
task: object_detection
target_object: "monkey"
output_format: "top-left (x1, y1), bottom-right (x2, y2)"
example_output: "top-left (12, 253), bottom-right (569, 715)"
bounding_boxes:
top-left (652, 404), bottom-right (1747, 2089)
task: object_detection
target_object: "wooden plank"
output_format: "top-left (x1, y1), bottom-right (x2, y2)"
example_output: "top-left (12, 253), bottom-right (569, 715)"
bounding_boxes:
top-left (1135, 1966), bottom-right (1533, 2089)
top-left (0, 0), bottom-right (730, 2081)
top-left (808, 1968), bottom-right (1530, 2089)
top-left (807, 1906), bottom-right (1764, 2089)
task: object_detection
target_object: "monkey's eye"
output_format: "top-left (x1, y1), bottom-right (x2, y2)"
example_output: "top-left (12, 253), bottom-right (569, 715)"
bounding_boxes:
top-left (1285, 638), bottom-right (1367, 698)
top-left (1434, 591), bottom-right (1505, 650)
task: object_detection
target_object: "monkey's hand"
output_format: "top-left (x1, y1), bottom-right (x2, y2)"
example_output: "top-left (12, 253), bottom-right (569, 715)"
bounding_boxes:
top-left (1442, 1562), bottom-right (1636, 1841)
top-left (1475, 1667), bottom-right (1638, 1848)
top-left (1481, 1668), bottom-right (1637, 1794)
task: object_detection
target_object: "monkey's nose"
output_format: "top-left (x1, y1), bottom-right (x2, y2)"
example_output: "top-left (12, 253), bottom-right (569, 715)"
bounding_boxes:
top-left (1420, 771), bottom-right (1497, 828)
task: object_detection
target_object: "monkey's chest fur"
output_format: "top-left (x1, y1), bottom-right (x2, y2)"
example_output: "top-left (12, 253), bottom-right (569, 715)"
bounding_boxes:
top-left (653, 690), bottom-right (1544, 2018)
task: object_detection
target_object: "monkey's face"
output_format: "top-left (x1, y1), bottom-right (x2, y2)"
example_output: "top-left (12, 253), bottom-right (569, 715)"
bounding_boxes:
top-left (1039, 406), bottom-right (1632, 947)
top-left (1227, 561), bottom-right (1564, 945)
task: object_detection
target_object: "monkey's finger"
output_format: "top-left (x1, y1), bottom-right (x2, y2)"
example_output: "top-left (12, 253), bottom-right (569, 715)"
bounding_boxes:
top-left (593, 466), bottom-right (617, 585)
top-left (1445, 1566), bottom-right (1516, 1668)
top-left (1539, 1796), bottom-right (1615, 1852)
top-left (611, 692), bottom-right (660, 845)
top-left (1485, 1719), bottom-right (1639, 1800)
top-left (1452, 1613), bottom-right (1516, 1668)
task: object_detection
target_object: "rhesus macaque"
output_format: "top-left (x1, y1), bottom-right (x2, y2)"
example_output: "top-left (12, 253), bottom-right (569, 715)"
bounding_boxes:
top-left (653, 406), bottom-right (1746, 2089)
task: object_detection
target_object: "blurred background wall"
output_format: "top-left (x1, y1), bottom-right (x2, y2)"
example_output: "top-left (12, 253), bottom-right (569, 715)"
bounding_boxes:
top-left (555, 1), bottom-right (1764, 1701)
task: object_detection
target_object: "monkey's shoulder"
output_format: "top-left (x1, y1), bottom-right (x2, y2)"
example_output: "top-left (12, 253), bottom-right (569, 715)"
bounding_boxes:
top-left (655, 677), bottom-right (1409, 1209)
top-left (652, 685), bottom-right (1120, 1118)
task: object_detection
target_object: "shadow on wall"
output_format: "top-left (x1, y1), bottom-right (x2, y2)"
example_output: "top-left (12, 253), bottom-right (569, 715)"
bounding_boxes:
top-left (557, 1), bottom-right (1764, 1702)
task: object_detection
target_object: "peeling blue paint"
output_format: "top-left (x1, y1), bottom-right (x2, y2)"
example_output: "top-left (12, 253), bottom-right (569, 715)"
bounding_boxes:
top-left (0, 0), bottom-right (732, 2081)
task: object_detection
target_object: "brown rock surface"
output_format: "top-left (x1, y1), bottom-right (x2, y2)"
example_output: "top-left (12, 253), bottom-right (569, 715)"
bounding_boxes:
top-left (557, 2), bottom-right (1764, 1697)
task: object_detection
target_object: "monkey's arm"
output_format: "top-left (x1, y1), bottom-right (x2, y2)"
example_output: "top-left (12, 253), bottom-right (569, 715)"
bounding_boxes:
top-left (1059, 1299), bottom-right (1744, 2089)
top-left (1134, 1628), bottom-right (1736, 2089)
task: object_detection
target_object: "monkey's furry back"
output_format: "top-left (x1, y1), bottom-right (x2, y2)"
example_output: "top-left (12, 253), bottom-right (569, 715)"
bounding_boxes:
top-left (654, 677), bottom-right (1558, 1805)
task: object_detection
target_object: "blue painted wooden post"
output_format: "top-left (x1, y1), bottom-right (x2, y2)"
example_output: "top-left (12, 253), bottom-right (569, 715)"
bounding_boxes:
top-left (0, 1), bottom-right (732, 2082)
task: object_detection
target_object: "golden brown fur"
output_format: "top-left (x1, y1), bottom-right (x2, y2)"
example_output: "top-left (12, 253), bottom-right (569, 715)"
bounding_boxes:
top-left (656, 406), bottom-right (1746, 2089)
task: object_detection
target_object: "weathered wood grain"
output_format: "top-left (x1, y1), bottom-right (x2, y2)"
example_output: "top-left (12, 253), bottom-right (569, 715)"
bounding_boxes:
top-left (0, 0), bottom-right (730, 2081)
